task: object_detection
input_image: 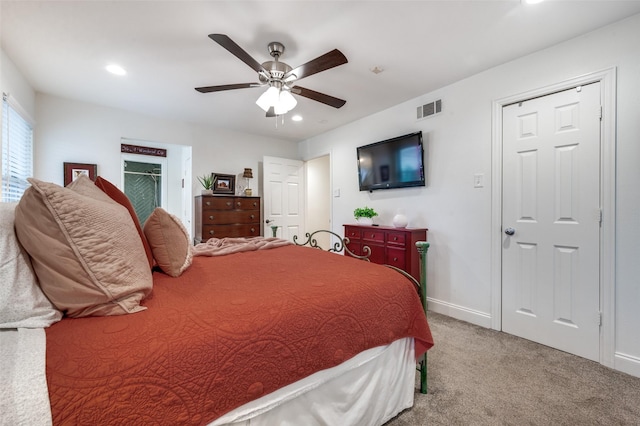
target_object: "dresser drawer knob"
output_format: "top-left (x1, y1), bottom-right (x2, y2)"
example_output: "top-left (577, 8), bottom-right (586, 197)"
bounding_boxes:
top-left (250, 228), bottom-right (255, 233)
top-left (393, 257), bottom-right (398, 262)
top-left (209, 215), bottom-right (214, 220)
top-left (237, 202), bottom-right (241, 207)
top-left (205, 201), bottom-right (211, 206)
top-left (226, 201), bottom-right (232, 207)
top-left (250, 214), bottom-right (255, 219)
top-left (393, 237), bottom-right (398, 241)
top-left (252, 202), bottom-right (257, 207)
top-left (208, 230), bottom-right (215, 235)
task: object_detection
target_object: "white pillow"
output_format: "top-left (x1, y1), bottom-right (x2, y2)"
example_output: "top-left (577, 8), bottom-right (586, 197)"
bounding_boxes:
top-left (0, 203), bottom-right (62, 328)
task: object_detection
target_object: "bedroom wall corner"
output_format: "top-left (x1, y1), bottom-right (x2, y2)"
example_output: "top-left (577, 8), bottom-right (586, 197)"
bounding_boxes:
top-left (0, 48), bottom-right (36, 119)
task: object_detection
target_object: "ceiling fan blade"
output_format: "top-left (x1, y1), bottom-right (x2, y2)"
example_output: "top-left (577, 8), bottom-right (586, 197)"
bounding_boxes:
top-left (284, 49), bottom-right (347, 81)
top-left (292, 86), bottom-right (346, 109)
top-left (266, 106), bottom-right (276, 118)
top-left (208, 34), bottom-right (268, 76)
top-left (195, 83), bottom-right (259, 93)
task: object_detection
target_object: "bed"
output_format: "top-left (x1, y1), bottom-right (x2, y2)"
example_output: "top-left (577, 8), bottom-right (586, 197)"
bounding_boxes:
top-left (0, 175), bottom-right (433, 426)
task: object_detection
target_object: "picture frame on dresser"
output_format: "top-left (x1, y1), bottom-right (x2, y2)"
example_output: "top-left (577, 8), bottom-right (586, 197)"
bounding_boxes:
top-left (63, 162), bottom-right (97, 186)
top-left (212, 173), bottom-right (235, 194)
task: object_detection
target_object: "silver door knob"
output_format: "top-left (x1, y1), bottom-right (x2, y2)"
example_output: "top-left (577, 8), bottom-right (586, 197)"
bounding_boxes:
top-left (504, 227), bottom-right (516, 236)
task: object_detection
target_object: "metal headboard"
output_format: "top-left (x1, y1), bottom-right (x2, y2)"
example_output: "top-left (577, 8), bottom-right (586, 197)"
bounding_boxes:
top-left (292, 229), bottom-right (371, 261)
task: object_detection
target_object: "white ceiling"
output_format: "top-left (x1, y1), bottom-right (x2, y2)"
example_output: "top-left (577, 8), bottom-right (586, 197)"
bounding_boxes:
top-left (2, 1), bottom-right (640, 142)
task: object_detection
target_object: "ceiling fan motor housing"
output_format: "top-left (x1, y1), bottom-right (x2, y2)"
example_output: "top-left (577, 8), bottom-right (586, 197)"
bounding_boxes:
top-left (268, 42), bottom-right (285, 57)
top-left (259, 42), bottom-right (293, 84)
top-left (260, 60), bottom-right (292, 81)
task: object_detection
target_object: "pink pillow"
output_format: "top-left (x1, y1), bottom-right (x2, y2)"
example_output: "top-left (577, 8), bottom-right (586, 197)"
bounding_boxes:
top-left (94, 176), bottom-right (154, 270)
top-left (143, 208), bottom-right (193, 277)
top-left (14, 176), bottom-right (153, 317)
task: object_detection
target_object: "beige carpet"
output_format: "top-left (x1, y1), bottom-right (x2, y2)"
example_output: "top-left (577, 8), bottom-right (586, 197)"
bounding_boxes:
top-left (387, 312), bottom-right (640, 426)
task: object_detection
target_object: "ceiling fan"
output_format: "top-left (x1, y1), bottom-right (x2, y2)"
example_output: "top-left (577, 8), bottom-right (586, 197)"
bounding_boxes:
top-left (195, 34), bottom-right (348, 117)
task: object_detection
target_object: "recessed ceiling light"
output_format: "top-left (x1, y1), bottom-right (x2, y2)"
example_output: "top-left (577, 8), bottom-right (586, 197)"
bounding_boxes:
top-left (106, 64), bottom-right (126, 76)
top-left (291, 115), bottom-right (303, 122)
top-left (523, 0), bottom-right (544, 4)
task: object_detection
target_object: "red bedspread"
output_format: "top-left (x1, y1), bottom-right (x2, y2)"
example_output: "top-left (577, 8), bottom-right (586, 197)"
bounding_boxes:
top-left (45, 245), bottom-right (433, 425)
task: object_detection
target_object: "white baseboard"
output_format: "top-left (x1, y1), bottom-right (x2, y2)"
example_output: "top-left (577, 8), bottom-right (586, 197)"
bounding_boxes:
top-left (426, 298), bottom-right (493, 329)
top-left (614, 352), bottom-right (640, 379)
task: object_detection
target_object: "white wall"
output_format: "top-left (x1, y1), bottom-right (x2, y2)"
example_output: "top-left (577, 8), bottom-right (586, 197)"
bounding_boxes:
top-left (33, 93), bottom-right (299, 232)
top-left (299, 13), bottom-right (640, 378)
top-left (0, 49), bottom-right (35, 118)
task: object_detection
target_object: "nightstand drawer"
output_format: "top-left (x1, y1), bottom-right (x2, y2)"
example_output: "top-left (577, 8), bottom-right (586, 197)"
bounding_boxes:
top-left (362, 229), bottom-right (385, 243)
top-left (344, 226), bottom-right (362, 241)
top-left (202, 224), bottom-right (261, 239)
top-left (202, 197), bottom-right (234, 210)
top-left (203, 210), bottom-right (259, 225)
top-left (386, 247), bottom-right (407, 269)
top-left (233, 197), bottom-right (260, 210)
top-left (386, 231), bottom-right (406, 246)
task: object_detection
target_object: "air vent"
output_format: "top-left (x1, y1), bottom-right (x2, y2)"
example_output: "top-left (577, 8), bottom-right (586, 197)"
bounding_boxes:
top-left (416, 99), bottom-right (442, 119)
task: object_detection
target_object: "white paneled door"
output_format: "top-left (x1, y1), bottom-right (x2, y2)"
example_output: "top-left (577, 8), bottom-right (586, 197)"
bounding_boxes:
top-left (502, 83), bottom-right (601, 361)
top-left (263, 156), bottom-right (305, 241)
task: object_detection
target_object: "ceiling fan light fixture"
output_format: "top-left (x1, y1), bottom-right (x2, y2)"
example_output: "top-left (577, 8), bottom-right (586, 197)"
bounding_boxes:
top-left (274, 103), bottom-right (288, 115)
top-left (256, 86), bottom-right (297, 115)
top-left (256, 86), bottom-right (280, 112)
top-left (279, 90), bottom-right (297, 112)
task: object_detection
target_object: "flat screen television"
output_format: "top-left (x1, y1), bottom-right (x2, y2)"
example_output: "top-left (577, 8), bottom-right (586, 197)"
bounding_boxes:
top-left (357, 131), bottom-right (425, 192)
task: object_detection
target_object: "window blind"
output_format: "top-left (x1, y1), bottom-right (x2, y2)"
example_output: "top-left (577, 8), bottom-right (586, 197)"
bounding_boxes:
top-left (1, 93), bottom-right (33, 202)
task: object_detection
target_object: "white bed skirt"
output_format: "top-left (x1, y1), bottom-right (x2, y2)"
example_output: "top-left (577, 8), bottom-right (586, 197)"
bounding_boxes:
top-left (210, 337), bottom-right (416, 426)
top-left (0, 328), bottom-right (52, 426)
top-left (0, 331), bottom-right (414, 426)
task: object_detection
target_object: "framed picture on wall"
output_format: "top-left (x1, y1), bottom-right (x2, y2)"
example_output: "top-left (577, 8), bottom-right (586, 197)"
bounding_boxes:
top-left (212, 173), bottom-right (235, 194)
top-left (64, 162), bottom-right (97, 186)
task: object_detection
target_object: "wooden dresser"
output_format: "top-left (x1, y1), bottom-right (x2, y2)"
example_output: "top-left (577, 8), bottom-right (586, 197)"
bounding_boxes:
top-left (343, 224), bottom-right (428, 282)
top-left (195, 195), bottom-right (261, 243)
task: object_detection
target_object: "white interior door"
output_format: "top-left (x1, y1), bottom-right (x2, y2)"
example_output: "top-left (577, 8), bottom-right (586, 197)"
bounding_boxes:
top-left (263, 156), bottom-right (305, 241)
top-left (502, 83), bottom-right (601, 361)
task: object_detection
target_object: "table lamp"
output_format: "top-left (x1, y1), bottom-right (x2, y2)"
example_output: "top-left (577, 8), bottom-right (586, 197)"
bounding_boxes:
top-left (243, 168), bottom-right (253, 196)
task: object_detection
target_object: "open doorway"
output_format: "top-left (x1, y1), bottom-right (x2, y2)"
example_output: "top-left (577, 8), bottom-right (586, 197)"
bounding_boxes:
top-left (305, 155), bottom-right (331, 249)
top-left (122, 156), bottom-right (167, 225)
top-left (120, 138), bottom-right (192, 239)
